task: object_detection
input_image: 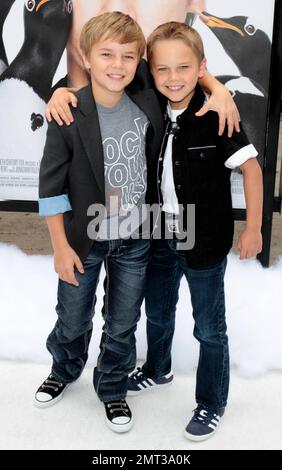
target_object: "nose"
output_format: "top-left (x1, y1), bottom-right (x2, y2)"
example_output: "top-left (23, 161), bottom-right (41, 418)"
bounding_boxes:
top-left (168, 69), bottom-right (180, 81)
top-left (112, 55), bottom-right (123, 69)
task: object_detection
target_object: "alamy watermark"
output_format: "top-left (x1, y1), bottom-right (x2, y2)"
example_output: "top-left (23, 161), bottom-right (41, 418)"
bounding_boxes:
top-left (87, 199), bottom-right (195, 251)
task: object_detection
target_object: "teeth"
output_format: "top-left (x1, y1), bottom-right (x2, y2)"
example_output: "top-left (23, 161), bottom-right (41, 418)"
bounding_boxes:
top-left (167, 86), bottom-right (182, 91)
top-left (108, 74), bottom-right (123, 79)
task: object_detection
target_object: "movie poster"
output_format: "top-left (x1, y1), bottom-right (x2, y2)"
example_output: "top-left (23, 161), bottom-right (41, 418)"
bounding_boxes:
top-left (0, 0), bottom-right (276, 207)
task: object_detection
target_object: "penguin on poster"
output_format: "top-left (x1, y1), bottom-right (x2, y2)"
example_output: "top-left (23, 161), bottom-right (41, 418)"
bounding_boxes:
top-left (199, 10), bottom-right (272, 164)
top-left (0, 0), bottom-right (72, 200)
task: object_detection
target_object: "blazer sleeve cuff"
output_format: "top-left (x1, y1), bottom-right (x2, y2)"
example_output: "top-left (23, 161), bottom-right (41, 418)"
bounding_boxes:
top-left (224, 144), bottom-right (258, 169)
top-left (38, 194), bottom-right (72, 216)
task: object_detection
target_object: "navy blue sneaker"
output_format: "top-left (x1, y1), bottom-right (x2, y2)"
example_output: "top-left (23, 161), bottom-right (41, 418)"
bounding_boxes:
top-left (184, 405), bottom-right (225, 441)
top-left (127, 367), bottom-right (173, 396)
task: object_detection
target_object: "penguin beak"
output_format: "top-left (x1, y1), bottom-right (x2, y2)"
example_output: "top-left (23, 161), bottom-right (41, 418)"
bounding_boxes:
top-left (36, 0), bottom-right (49, 12)
top-left (200, 12), bottom-right (245, 37)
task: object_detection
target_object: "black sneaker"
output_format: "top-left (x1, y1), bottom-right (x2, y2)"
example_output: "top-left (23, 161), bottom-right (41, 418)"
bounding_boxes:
top-left (104, 399), bottom-right (133, 433)
top-left (127, 367), bottom-right (173, 396)
top-left (34, 373), bottom-right (69, 408)
top-left (184, 405), bottom-right (225, 441)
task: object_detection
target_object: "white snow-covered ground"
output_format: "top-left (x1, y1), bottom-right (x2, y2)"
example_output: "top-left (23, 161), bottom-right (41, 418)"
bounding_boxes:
top-left (0, 243), bottom-right (282, 376)
top-left (0, 243), bottom-right (282, 449)
top-left (1, 360), bottom-right (282, 450)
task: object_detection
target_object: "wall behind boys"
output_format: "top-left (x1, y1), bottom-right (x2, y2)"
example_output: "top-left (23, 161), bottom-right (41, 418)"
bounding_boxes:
top-left (0, 0), bottom-right (276, 205)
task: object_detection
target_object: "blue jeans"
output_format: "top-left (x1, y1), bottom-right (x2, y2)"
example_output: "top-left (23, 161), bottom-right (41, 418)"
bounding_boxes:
top-left (46, 239), bottom-right (150, 402)
top-left (143, 240), bottom-right (229, 409)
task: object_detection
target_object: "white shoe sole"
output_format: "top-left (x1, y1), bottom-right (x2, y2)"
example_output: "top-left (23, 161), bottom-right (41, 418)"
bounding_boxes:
top-left (105, 416), bottom-right (134, 433)
top-left (183, 417), bottom-right (223, 442)
top-left (127, 380), bottom-right (173, 396)
top-left (33, 384), bottom-right (70, 409)
top-left (183, 429), bottom-right (216, 442)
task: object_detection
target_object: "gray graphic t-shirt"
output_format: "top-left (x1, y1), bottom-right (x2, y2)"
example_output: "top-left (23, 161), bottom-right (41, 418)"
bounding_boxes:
top-left (96, 93), bottom-right (149, 239)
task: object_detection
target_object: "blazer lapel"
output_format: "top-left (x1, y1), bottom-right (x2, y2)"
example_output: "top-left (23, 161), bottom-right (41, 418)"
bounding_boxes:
top-left (76, 85), bottom-right (105, 196)
top-left (75, 82), bottom-right (164, 196)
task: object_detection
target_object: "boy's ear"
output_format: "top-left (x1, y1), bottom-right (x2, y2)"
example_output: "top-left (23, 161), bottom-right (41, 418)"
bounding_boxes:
top-left (81, 52), bottom-right (91, 72)
top-left (198, 58), bottom-right (207, 78)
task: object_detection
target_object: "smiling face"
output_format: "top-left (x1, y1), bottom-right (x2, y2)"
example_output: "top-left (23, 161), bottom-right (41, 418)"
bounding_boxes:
top-left (82, 38), bottom-right (139, 105)
top-left (150, 39), bottom-right (206, 109)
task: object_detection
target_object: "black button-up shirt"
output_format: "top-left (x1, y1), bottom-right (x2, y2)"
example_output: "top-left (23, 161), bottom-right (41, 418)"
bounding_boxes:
top-left (148, 84), bottom-right (252, 268)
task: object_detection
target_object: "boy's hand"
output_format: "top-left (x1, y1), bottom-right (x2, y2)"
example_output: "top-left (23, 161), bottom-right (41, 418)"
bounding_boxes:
top-left (237, 228), bottom-right (262, 260)
top-left (195, 85), bottom-right (240, 137)
top-left (46, 87), bottom-right (79, 126)
top-left (54, 245), bottom-right (84, 286)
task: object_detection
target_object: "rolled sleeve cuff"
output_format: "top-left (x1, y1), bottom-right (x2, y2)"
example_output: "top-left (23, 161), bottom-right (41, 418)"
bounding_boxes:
top-left (38, 194), bottom-right (72, 216)
top-left (224, 144), bottom-right (258, 169)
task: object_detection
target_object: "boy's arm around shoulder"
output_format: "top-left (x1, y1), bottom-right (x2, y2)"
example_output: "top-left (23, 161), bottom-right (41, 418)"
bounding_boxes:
top-left (46, 85), bottom-right (79, 127)
top-left (39, 119), bottom-right (73, 217)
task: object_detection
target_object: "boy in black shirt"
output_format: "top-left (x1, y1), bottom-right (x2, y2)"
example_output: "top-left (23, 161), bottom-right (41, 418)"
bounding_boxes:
top-left (128, 22), bottom-right (263, 442)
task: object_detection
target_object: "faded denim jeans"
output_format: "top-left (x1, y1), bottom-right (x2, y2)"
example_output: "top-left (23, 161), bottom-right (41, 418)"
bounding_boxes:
top-left (143, 240), bottom-right (229, 409)
top-left (47, 239), bottom-right (150, 402)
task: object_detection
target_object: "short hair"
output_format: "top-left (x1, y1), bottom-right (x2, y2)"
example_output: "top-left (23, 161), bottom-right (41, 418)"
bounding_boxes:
top-left (80, 11), bottom-right (146, 60)
top-left (147, 21), bottom-right (205, 65)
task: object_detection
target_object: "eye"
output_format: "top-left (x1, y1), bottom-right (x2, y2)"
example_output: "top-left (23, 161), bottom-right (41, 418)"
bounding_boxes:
top-left (65, 0), bottom-right (73, 14)
top-left (25, 0), bottom-right (36, 12)
top-left (244, 24), bottom-right (256, 36)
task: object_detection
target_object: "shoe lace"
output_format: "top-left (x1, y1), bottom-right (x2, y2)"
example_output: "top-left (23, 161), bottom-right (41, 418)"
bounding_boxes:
top-left (131, 367), bottom-right (146, 383)
top-left (193, 406), bottom-right (217, 425)
top-left (107, 400), bottom-right (129, 414)
top-left (41, 374), bottom-right (63, 391)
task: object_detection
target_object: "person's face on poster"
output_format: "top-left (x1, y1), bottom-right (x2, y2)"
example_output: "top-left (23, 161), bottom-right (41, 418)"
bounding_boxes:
top-left (71, 0), bottom-right (206, 38)
top-left (68, 0), bottom-right (206, 86)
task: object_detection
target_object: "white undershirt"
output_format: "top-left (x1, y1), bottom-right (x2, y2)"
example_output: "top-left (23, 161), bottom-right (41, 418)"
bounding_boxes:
top-left (161, 105), bottom-right (185, 215)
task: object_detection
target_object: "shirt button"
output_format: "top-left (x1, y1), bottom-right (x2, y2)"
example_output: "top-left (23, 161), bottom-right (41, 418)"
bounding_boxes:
top-left (175, 161), bottom-right (180, 166)
top-left (177, 184), bottom-right (182, 189)
top-left (200, 152), bottom-right (205, 158)
top-left (158, 180), bottom-right (161, 184)
top-left (159, 158), bottom-right (163, 161)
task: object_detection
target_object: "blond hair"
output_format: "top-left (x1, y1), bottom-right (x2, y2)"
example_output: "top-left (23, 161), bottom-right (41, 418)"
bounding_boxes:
top-left (147, 21), bottom-right (205, 64)
top-left (80, 11), bottom-right (146, 60)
